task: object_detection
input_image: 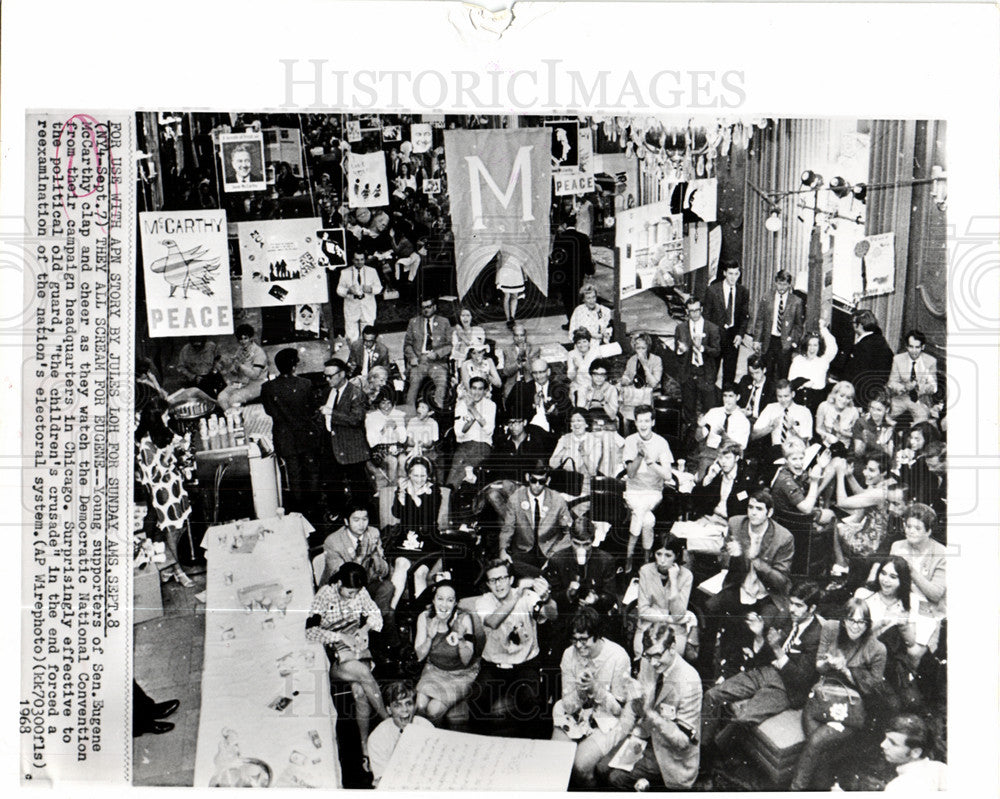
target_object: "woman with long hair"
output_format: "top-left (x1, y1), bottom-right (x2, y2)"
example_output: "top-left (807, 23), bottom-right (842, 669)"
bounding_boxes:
top-left (413, 580), bottom-right (478, 723)
top-left (134, 397), bottom-right (195, 587)
top-left (787, 320), bottom-right (838, 413)
top-left (790, 598), bottom-right (887, 790)
top-left (815, 381), bottom-right (861, 449)
top-left (306, 562), bottom-right (388, 771)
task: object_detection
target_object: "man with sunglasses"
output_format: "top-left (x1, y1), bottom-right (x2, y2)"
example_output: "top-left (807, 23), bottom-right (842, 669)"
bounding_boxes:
top-left (498, 462), bottom-right (573, 572)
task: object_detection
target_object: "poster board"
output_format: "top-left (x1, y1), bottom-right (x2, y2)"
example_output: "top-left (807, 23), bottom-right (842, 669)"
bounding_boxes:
top-left (237, 218), bottom-right (329, 307)
top-left (616, 200), bottom-right (684, 299)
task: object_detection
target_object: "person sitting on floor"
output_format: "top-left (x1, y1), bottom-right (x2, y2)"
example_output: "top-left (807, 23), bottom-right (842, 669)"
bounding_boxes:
top-left (880, 713), bottom-right (947, 792)
top-left (366, 681), bottom-right (432, 787)
top-left (634, 533), bottom-right (698, 663)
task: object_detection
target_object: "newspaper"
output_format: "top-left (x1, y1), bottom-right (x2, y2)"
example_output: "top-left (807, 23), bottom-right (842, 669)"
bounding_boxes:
top-left (4, 1), bottom-right (999, 794)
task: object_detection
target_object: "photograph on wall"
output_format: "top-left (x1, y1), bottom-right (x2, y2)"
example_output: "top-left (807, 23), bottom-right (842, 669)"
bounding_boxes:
top-left (345, 119), bottom-right (361, 142)
top-left (553, 125), bottom-right (595, 197)
top-left (219, 131), bottom-right (267, 192)
top-left (263, 127), bottom-right (304, 178)
top-left (382, 124), bottom-right (402, 142)
top-left (139, 210), bottom-right (234, 337)
top-left (422, 178), bottom-right (441, 194)
top-left (317, 227), bottom-right (348, 269)
top-left (237, 217), bottom-right (329, 307)
top-left (347, 151), bottom-right (390, 208)
top-left (546, 119), bottom-right (579, 168)
top-left (616, 201), bottom-right (684, 298)
top-left (293, 303), bottom-right (321, 338)
top-left (410, 122), bottom-right (433, 153)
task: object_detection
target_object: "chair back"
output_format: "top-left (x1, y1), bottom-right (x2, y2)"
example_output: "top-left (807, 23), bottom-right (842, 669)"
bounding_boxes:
top-left (311, 553), bottom-right (326, 590)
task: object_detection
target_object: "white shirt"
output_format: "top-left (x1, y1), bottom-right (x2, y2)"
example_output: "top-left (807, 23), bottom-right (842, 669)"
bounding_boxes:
top-left (477, 590), bottom-right (542, 665)
top-left (453, 397), bottom-right (496, 445)
top-left (700, 406), bottom-right (750, 449)
top-left (884, 759), bottom-right (947, 792)
top-left (367, 716), bottom-right (433, 783)
top-left (623, 432), bottom-right (673, 493)
top-left (688, 317), bottom-right (706, 366)
top-left (753, 401), bottom-right (813, 445)
top-left (787, 327), bottom-right (839, 389)
top-left (743, 379), bottom-right (767, 419)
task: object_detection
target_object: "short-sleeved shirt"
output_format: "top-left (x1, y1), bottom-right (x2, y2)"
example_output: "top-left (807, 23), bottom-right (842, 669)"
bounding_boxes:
top-left (623, 432), bottom-right (673, 493)
top-left (771, 466), bottom-right (809, 517)
top-left (476, 589), bottom-right (541, 666)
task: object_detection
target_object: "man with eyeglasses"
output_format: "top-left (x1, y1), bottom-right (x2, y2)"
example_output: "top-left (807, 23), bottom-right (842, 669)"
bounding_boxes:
top-left (498, 323), bottom-right (541, 399)
top-left (573, 358), bottom-right (620, 422)
top-left (507, 357), bottom-right (572, 439)
top-left (595, 623), bottom-right (703, 790)
top-left (675, 296), bottom-right (722, 425)
top-left (498, 462), bottom-right (573, 571)
top-left (347, 325), bottom-right (390, 378)
top-left (445, 376), bottom-right (496, 490)
top-left (403, 296), bottom-right (452, 409)
top-left (320, 358), bottom-right (372, 516)
top-left (470, 559), bottom-right (556, 736)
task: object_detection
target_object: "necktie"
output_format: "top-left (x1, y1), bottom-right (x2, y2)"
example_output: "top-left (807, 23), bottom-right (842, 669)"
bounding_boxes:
top-left (776, 294), bottom-right (786, 335)
top-left (909, 360), bottom-right (919, 401)
top-left (533, 499), bottom-right (541, 538)
top-left (365, 349), bottom-right (373, 376)
top-left (691, 324), bottom-right (703, 367)
top-left (724, 412), bottom-right (733, 439)
top-left (725, 287), bottom-right (734, 328)
top-left (356, 266), bottom-right (362, 286)
top-left (781, 408), bottom-right (793, 443)
top-left (653, 672), bottom-right (665, 703)
top-left (424, 319), bottom-right (432, 352)
top-left (746, 384), bottom-right (759, 415)
top-left (783, 622), bottom-right (800, 654)
top-left (335, 387), bottom-right (343, 408)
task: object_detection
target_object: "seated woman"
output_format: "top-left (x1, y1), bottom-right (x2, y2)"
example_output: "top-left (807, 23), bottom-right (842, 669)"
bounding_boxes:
top-left (552, 607), bottom-right (632, 788)
top-left (387, 457), bottom-right (445, 609)
top-left (830, 453), bottom-right (906, 583)
top-left (306, 563), bottom-right (389, 771)
top-left (888, 503), bottom-right (946, 668)
top-left (549, 408), bottom-right (603, 497)
top-left (853, 391), bottom-right (896, 460)
top-left (790, 598), bottom-right (887, 791)
top-left (569, 283), bottom-right (613, 343)
top-left (634, 534), bottom-right (697, 663)
top-left (854, 557), bottom-right (914, 643)
top-left (405, 397), bottom-right (440, 471)
top-left (573, 359), bottom-right (620, 422)
top-left (365, 388), bottom-right (408, 485)
top-left (566, 328), bottom-right (601, 400)
top-left (458, 342), bottom-right (501, 401)
top-left (413, 579), bottom-right (479, 724)
top-left (451, 306), bottom-right (486, 367)
top-left (894, 422), bottom-right (941, 507)
top-left (815, 381), bottom-right (861, 449)
top-left (786, 320), bottom-right (838, 413)
top-left (619, 333), bottom-right (663, 428)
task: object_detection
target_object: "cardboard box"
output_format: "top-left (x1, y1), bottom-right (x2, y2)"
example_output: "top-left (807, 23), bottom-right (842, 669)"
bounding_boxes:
top-left (133, 562), bottom-right (164, 625)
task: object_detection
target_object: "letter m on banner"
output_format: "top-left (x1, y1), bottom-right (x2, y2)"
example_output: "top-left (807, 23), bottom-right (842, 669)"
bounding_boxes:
top-left (445, 129), bottom-right (552, 299)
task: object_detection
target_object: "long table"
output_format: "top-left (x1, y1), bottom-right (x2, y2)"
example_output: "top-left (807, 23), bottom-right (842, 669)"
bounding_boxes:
top-left (193, 513), bottom-right (342, 788)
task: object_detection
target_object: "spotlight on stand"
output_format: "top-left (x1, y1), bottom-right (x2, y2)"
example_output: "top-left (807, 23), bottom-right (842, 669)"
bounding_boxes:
top-left (829, 176), bottom-right (852, 199)
top-left (800, 170), bottom-right (823, 188)
top-left (764, 211), bottom-right (782, 232)
top-left (851, 183), bottom-right (868, 203)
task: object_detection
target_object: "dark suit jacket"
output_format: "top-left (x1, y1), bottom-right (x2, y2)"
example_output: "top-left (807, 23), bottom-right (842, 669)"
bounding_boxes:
top-left (403, 314), bottom-right (452, 363)
top-left (321, 526), bottom-right (390, 586)
top-left (550, 228), bottom-right (594, 284)
top-left (736, 375), bottom-right (776, 419)
top-left (507, 379), bottom-right (572, 435)
top-left (326, 381), bottom-right (370, 465)
top-left (703, 281), bottom-right (750, 337)
top-left (774, 615), bottom-right (822, 708)
top-left (691, 464), bottom-right (756, 519)
top-left (260, 375), bottom-right (323, 456)
top-left (719, 516), bottom-right (794, 603)
top-left (347, 339), bottom-right (391, 377)
top-left (753, 291), bottom-right (804, 354)
top-left (841, 331), bottom-right (893, 405)
top-left (675, 318), bottom-right (722, 382)
top-left (544, 546), bottom-right (618, 613)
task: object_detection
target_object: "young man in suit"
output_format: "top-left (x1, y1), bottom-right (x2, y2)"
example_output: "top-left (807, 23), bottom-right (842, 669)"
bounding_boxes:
top-left (337, 251), bottom-right (382, 342)
top-left (690, 441), bottom-right (756, 521)
top-left (260, 348), bottom-right (324, 516)
top-left (886, 329), bottom-right (938, 423)
top-left (696, 490), bottom-right (794, 681)
top-left (347, 325), bottom-right (391, 378)
top-left (839, 309), bottom-right (893, 406)
top-left (752, 270), bottom-right (804, 381)
top-left (675, 296), bottom-right (722, 426)
top-left (700, 581), bottom-right (823, 764)
top-left (544, 517), bottom-right (618, 617)
top-left (320, 358), bottom-right (372, 516)
top-left (702, 262), bottom-right (750, 386)
top-left (498, 463), bottom-right (573, 573)
top-left (404, 296), bottom-right (452, 409)
top-left (736, 354), bottom-right (775, 424)
top-left (320, 505), bottom-right (393, 612)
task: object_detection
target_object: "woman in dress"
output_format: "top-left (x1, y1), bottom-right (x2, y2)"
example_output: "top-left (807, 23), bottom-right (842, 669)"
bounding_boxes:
top-left (854, 557), bottom-right (913, 642)
top-left (552, 607), bottom-right (632, 788)
top-left (387, 457), bottom-right (444, 609)
top-left (365, 388), bottom-right (408, 485)
top-left (815, 381), bottom-right (861, 449)
top-left (306, 562), bottom-right (388, 769)
top-left (414, 580), bottom-right (479, 723)
top-left (566, 328), bottom-right (601, 400)
top-left (450, 307), bottom-right (486, 367)
top-left (787, 320), bottom-right (838, 413)
top-left (569, 284), bottom-right (612, 343)
top-left (549, 408), bottom-right (602, 497)
top-left (458, 343), bottom-right (501, 401)
top-left (790, 598), bottom-right (887, 790)
top-left (633, 534), bottom-right (697, 662)
top-left (495, 251), bottom-right (526, 328)
top-left (134, 398), bottom-right (195, 588)
top-left (619, 333), bottom-right (662, 428)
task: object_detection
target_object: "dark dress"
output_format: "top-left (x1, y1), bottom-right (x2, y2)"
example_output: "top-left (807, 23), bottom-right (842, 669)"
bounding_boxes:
top-left (387, 483), bottom-right (443, 560)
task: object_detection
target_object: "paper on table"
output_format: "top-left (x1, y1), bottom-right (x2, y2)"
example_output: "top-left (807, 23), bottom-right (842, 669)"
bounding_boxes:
top-left (377, 724), bottom-right (575, 791)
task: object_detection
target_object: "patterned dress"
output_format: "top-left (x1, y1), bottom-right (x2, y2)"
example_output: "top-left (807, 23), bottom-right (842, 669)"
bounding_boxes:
top-left (136, 434), bottom-right (192, 533)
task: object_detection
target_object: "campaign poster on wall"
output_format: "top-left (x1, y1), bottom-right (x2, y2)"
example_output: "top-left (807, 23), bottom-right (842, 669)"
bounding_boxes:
top-left (616, 200), bottom-right (684, 299)
top-left (411, 122), bottom-right (433, 153)
top-left (139, 210), bottom-right (234, 337)
top-left (317, 228), bottom-right (348, 269)
top-left (553, 126), bottom-right (595, 197)
top-left (347, 151), bottom-right (390, 208)
top-left (237, 218), bottom-right (329, 307)
top-left (219, 132), bottom-right (267, 193)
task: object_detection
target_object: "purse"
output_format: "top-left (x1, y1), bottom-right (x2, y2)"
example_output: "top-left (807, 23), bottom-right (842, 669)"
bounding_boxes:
top-left (549, 457), bottom-right (584, 496)
top-left (805, 676), bottom-right (866, 729)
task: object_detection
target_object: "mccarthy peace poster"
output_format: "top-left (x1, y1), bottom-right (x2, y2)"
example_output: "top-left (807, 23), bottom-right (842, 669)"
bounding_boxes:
top-left (444, 128), bottom-right (551, 299)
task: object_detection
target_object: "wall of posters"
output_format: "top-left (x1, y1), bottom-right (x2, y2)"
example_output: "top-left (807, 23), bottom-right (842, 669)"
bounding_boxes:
top-left (616, 200), bottom-right (684, 299)
top-left (139, 210), bottom-right (233, 337)
top-left (219, 131), bottom-right (266, 193)
top-left (347, 151), bottom-right (390, 207)
top-left (237, 218), bottom-right (329, 307)
top-left (444, 128), bottom-right (552, 298)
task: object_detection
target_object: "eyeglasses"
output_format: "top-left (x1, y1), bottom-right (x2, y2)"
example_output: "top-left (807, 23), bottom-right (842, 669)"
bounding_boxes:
top-left (324, 372), bottom-right (340, 380)
top-left (571, 635), bottom-right (594, 645)
top-left (845, 618), bottom-right (869, 627)
top-left (486, 575), bottom-right (511, 585)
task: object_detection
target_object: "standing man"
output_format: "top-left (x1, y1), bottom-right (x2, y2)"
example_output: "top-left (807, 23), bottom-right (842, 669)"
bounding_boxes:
top-left (348, 325), bottom-right (391, 378)
top-left (752, 270), bottom-right (804, 380)
top-left (260, 348), bottom-right (324, 516)
top-left (675, 296), bottom-right (722, 425)
top-left (498, 463), bottom-right (573, 572)
top-left (703, 262), bottom-right (750, 387)
top-left (446, 377), bottom-right (496, 490)
top-left (320, 358), bottom-right (372, 516)
top-left (338, 251), bottom-right (382, 342)
top-left (404, 296), bottom-right (452, 409)
top-left (886, 329), bottom-right (938, 423)
top-left (839, 309), bottom-right (894, 406)
top-left (550, 213), bottom-right (594, 330)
